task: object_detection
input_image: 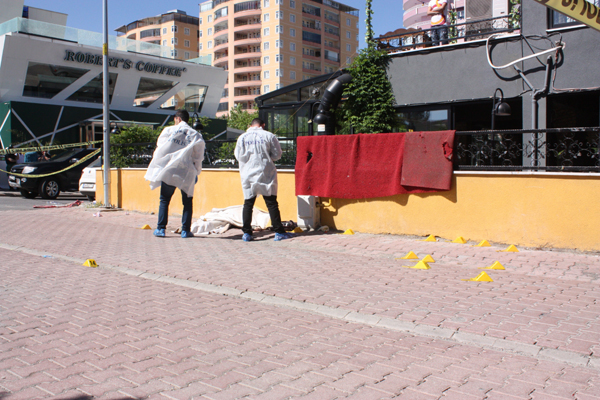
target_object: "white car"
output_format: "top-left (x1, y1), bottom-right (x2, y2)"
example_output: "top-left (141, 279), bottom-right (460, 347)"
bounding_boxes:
top-left (78, 157), bottom-right (102, 201)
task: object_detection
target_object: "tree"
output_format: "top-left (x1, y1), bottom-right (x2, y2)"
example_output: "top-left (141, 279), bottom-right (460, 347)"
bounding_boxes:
top-left (110, 125), bottom-right (159, 168)
top-left (223, 103), bottom-right (258, 130)
top-left (338, 45), bottom-right (399, 134)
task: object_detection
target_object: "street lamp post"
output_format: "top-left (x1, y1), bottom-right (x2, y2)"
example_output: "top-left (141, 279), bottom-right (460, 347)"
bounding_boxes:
top-left (102, 0), bottom-right (111, 207)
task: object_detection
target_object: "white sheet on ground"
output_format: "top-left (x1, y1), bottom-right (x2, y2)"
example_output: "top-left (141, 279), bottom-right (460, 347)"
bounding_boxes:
top-left (190, 205), bottom-right (271, 235)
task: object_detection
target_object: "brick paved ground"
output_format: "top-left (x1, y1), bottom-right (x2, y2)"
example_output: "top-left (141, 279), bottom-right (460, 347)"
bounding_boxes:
top-left (0, 206), bottom-right (599, 399)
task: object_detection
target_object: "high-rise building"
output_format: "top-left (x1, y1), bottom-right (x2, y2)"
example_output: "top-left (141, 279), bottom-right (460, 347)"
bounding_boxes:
top-left (403, 0), bottom-right (512, 30)
top-left (199, 0), bottom-right (359, 116)
top-left (116, 10), bottom-right (200, 61)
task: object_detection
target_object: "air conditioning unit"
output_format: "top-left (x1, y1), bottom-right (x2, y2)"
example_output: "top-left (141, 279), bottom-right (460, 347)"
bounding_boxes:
top-left (297, 195), bottom-right (320, 230)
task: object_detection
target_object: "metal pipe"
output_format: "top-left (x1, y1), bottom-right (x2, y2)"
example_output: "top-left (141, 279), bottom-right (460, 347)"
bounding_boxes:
top-left (102, 0), bottom-right (111, 207)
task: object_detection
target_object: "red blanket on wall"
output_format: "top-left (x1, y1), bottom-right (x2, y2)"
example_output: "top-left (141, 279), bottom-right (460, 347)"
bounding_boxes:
top-left (295, 131), bottom-right (455, 199)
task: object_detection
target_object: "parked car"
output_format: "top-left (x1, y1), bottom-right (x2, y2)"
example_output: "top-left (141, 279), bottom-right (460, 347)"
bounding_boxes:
top-left (78, 156), bottom-right (102, 201)
top-left (8, 148), bottom-right (100, 199)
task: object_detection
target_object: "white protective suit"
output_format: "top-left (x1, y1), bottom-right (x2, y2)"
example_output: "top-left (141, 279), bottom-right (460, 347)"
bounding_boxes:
top-left (144, 121), bottom-right (205, 197)
top-left (234, 126), bottom-right (282, 199)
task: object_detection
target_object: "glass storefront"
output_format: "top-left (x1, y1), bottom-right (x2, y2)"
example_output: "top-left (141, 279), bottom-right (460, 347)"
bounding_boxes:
top-left (67, 72), bottom-right (118, 103)
top-left (22, 62), bottom-right (89, 99)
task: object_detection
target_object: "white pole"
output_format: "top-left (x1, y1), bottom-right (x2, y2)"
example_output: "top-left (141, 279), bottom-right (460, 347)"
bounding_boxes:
top-left (102, 0), bottom-right (111, 207)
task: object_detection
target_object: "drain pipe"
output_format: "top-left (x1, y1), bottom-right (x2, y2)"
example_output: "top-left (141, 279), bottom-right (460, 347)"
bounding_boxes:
top-left (513, 55), bottom-right (553, 166)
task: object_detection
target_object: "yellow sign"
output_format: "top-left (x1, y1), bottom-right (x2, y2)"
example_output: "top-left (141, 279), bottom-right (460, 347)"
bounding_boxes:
top-left (535, 0), bottom-right (600, 32)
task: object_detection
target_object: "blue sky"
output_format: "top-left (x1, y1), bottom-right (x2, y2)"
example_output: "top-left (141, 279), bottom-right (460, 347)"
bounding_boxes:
top-left (24, 0), bottom-right (402, 49)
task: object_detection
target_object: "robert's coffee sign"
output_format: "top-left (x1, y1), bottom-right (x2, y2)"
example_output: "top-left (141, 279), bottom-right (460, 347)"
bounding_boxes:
top-left (64, 50), bottom-right (187, 77)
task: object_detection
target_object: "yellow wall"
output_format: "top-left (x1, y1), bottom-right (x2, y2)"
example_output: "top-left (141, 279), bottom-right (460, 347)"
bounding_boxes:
top-left (98, 170), bottom-right (600, 252)
top-left (97, 168), bottom-right (298, 222)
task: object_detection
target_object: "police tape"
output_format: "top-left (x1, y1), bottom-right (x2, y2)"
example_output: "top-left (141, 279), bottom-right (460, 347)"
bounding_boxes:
top-left (1, 148), bottom-right (102, 178)
top-left (0, 140), bottom-right (104, 155)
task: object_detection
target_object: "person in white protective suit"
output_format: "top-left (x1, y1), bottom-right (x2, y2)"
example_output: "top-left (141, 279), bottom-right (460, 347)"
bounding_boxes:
top-left (144, 110), bottom-right (205, 238)
top-left (234, 118), bottom-right (294, 242)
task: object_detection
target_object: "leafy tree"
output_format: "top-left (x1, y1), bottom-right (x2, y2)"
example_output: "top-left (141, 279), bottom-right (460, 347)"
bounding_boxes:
top-left (338, 45), bottom-right (399, 134)
top-left (110, 125), bottom-right (159, 168)
top-left (223, 103), bottom-right (258, 130)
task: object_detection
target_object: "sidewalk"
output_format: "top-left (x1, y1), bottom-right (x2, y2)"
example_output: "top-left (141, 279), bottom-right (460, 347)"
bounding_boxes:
top-left (1, 205), bottom-right (599, 399)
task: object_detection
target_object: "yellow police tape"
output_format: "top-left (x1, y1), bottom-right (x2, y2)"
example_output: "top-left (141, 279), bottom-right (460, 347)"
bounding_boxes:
top-left (1, 148), bottom-right (102, 178)
top-left (0, 140), bottom-right (104, 155)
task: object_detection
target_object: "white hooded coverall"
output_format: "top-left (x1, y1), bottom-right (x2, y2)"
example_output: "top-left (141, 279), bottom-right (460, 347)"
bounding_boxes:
top-left (144, 121), bottom-right (205, 197)
top-left (234, 126), bottom-right (282, 199)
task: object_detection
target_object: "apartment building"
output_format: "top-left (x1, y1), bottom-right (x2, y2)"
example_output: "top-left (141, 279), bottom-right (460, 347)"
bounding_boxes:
top-left (116, 10), bottom-right (200, 61)
top-left (403, 0), bottom-right (513, 30)
top-left (199, 0), bottom-right (359, 116)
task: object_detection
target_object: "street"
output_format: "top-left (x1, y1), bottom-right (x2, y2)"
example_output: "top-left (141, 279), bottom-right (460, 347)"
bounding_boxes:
top-left (0, 202), bottom-right (599, 399)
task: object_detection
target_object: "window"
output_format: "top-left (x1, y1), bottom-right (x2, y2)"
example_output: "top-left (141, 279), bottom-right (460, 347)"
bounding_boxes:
top-left (276, 0), bottom-right (283, 4)
top-left (290, 0), bottom-right (295, 8)
top-left (23, 62), bottom-right (90, 99)
top-left (276, 54), bottom-right (284, 62)
top-left (163, 40), bottom-right (167, 46)
top-left (347, 18), bottom-right (350, 26)
top-left (264, 0), bottom-right (269, 6)
top-left (276, 39), bottom-right (283, 48)
top-left (264, 41), bottom-right (270, 50)
top-left (199, 30), bottom-right (203, 37)
top-left (163, 27), bottom-right (167, 34)
top-left (290, 56), bottom-right (296, 65)
top-left (264, 13), bottom-right (270, 22)
top-left (346, 43), bottom-right (351, 51)
top-left (276, 25), bottom-right (284, 34)
top-left (346, 57), bottom-right (350, 64)
top-left (171, 49), bottom-right (178, 57)
top-left (276, 83), bottom-right (281, 90)
top-left (290, 14), bottom-right (296, 23)
top-left (290, 42), bottom-right (296, 51)
top-left (264, 27), bottom-right (270, 36)
top-left (290, 71), bottom-right (296, 79)
top-left (185, 27), bottom-right (190, 35)
top-left (264, 70), bottom-right (270, 79)
top-left (199, 17), bottom-right (202, 25)
top-left (276, 68), bottom-right (283, 77)
top-left (208, 41), bottom-right (213, 48)
top-left (207, 28), bottom-right (213, 35)
top-left (208, 15), bottom-right (212, 22)
top-left (549, 3), bottom-right (600, 28)
top-left (264, 84), bottom-right (270, 93)
top-left (290, 28), bottom-right (296, 37)
top-left (172, 25), bottom-right (178, 32)
top-left (264, 56), bottom-right (270, 64)
top-left (199, 43), bottom-right (203, 50)
top-left (185, 40), bottom-right (190, 47)
top-left (171, 37), bottom-right (178, 45)
top-left (276, 11), bottom-right (283, 19)
top-left (185, 52), bottom-right (190, 59)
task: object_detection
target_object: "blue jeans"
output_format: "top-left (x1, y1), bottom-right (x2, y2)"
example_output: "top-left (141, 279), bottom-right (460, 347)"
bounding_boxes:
top-left (157, 182), bottom-right (193, 231)
top-left (430, 26), bottom-right (448, 46)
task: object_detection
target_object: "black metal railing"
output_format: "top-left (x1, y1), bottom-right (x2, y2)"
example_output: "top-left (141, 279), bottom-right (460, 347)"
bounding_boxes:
top-left (375, 15), bottom-right (518, 53)
top-left (454, 127), bottom-right (600, 172)
top-left (108, 128), bottom-right (599, 173)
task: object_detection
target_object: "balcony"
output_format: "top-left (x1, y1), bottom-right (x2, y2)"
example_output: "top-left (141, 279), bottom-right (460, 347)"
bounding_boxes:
top-left (403, 5), bottom-right (430, 28)
top-left (233, 79), bottom-right (261, 88)
top-left (214, 40), bottom-right (229, 52)
top-left (234, 22), bottom-right (261, 34)
top-left (376, 15), bottom-right (519, 53)
top-left (233, 65), bottom-right (261, 74)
